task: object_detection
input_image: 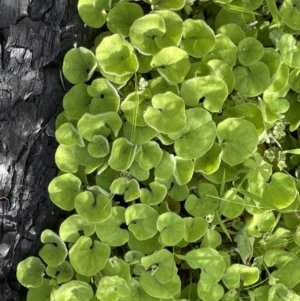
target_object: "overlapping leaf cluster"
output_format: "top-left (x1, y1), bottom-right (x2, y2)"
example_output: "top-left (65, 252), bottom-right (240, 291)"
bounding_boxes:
top-left (17, 0), bottom-right (300, 300)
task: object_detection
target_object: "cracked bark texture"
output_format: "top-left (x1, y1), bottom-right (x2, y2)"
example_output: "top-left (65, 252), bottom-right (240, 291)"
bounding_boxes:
top-left (0, 1), bottom-right (97, 300)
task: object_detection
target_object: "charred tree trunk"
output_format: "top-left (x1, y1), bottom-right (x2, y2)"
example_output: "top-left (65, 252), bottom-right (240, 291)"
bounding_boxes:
top-left (0, 1), bottom-right (96, 300)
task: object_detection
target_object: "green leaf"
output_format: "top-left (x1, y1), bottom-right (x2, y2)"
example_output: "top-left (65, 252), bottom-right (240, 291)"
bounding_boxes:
top-left (225, 264), bottom-right (259, 286)
top-left (217, 118), bottom-right (259, 166)
top-left (154, 151), bottom-right (174, 180)
top-left (234, 226), bottom-right (255, 265)
top-left (202, 34), bottom-right (238, 68)
top-left (59, 214), bottom-right (95, 243)
top-left (289, 68), bottom-right (300, 93)
top-left (87, 135), bottom-right (109, 158)
top-left (63, 47), bottom-right (97, 84)
top-left (110, 177), bottom-right (140, 202)
top-left (176, 248), bottom-right (226, 285)
top-left (260, 48), bottom-right (281, 78)
top-left (63, 84), bottom-right (91, 119)
top-left (203, 161), bottom-right (237, 184)
top-left (55, 144), bottom-right (105, 174)
top-left (197, 282), bottom-right (224, 301)
top-left (237, 37), bottom-right (264, 66)
top-left (180, 19), bottom-right (215, 58)
top-left (267, 63), bottom-right (289, 93)
top-left (221, 103), bottom-right (265, 135)
top-left (123, 122), bottom-right (157, 145)
top-left (285, 93), bottom-right (300, 131)
top-left (102, 257), bottom-right (131, 283)
top-left (201, 229), bottom-right (222, 249)
top-left (140, 182), bottom-right (168, 205)
top-left (217, 23), bottom-right (246, 46)
top-left (27, 279), bottom-right (53, 301)
top-left (135, 141), bottom-right (163, 170)
top-left (46, 261), bottom-right (74, 284)
top-left (107, 2), bottom-right (144, 37)
top-left (144, 92), bottom-right (186, 134)
top-left (51, 280), bottom-right (94, 301)
top-left (129, 14), bottom-right (166, 55)
top-left (150, 47), bottom-right (190, 84)
top-left (128, 232), bottom-right (162, 255)
top-left (39, 230), bottom-right (67, 267)
top-left (87, 78), bottom-right (120, 114)
top-left (96, 207), bottom-right (129, 247)
top-left (96, 34), bottom-right (138, 76)
top-left (157, 212), bottom-right (186, 246)
top-left (48, 173), bottom-right (81, 211)
top-left (125, 204), bottom-right (159, 240)
top-left (233, 62), bottom-right (270, 97)
top-left (172, 108), bottom-right (216, 159)
top-left (154, 10), bottom-right (183, 48)
top-left (69, 236), bottom-right (111, 276)
top-left (219, 189), bottom-right (245, 219)
top-left (173, 157), bottom-right (194, 186)
top-left (169, 182), bottom-right (190, 201)
top-left (207, 59), bottom-right (235, 94)
top-left (96, 167), bottom-right (118, 192)
top-left (180, 76), bottom-right (228, 112)
top-left (78, 0), bottom-right (109, 28)
top-left (75, 191), bottom-right (111, 223)
top-left (96, 276), bottom-right (131, 301)
top-left (155, 0), bottom-right (185, 10)
top-left (17, 257), bottom-right (45, 288)
top-left (183, 217), bottom-right (208, 242)
top-left (194, 143), bottom-right (223, 174)
top-left (129, 161), bottom-right (150, 181)
top-left (55, 123), bottom-right (84, 147)
top-left (108, 138), bottom-right (137, 171)
top-left (278, 34), bottom-right (300, 68)
top-left (279, 0), bottom-right (300, 31)
top-left (185, 183), bottom-right (219, 217)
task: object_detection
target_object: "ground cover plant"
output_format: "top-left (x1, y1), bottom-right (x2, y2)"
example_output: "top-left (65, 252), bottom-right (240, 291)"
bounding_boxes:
top-left (16, 0), bottom-right (300, 300)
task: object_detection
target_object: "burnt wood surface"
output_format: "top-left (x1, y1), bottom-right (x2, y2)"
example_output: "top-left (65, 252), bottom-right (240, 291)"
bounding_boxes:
top-left (0, 1), bottom-right (96, 300)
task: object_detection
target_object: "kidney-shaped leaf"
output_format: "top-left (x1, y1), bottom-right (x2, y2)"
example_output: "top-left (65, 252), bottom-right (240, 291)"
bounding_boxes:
top-left (264, 249), bottom-right (300, 288)
top-left (125, 204), bottom-right (159, 241)
top-left (26, 279), bottom-right (53, 301)
top-left (17, 257), bottom-right (45, 288)
top-left (39, 230), bottom-right (68, 267)
top-left (75, 191), bottom-right (111, 223)
top-left (59, 214), bottom-right (96, 243)
top-left (172, 108), bottom-right (216, 159)
top-left (176, 248), bottom-right (226, 285)
top-left (55, 122), bottom-right (84, 147)
top-left (46, 261), bottom-right (74, 284)
top-left (144, 92), bottom-right (186, 134)
top-left (151, 47), bottom-right (190, 84)
top-left (110, 177), bottom-right (140, 202)
top-left (63, 47), bottom-right (97, 84)
top-left (140, 181), bottom-right (167, 205)
top-left (279, 0), bottom-right (300, 30)
top-left (96, 276), bottom-right (131, 301)
top-left (129, 14), bottom-right (166, 55)
top-left (226, 264), bottom-right (259, 286)
top-left (237, 37), bottom-right (264, 66)
top-left (69, 236), bottom-right (111, 276)
top-left (96, 34), bottom-right (138, 76)
top-left (96, 207), bottom-right (129, 247)
top-left (233, 62), bottom-right (270, 97)
top-left (135, 141), bottom-right (163, 170)
top-left (157, 212), bottom-right (186, 246)
top-left (183, 217), bottom-right (208, 243)
top-left (48, 173), bottom-right (81, 211)
top-left (51, 280), bottom-right (94, 301)
top-left (181, 76), bottom-right (228, 112)
top-left (180, 19), bottom-right (215, 58)
top-left (217, 118), bottom-right (258, 166)
top-left (107, 2), bottom-right (143, 37)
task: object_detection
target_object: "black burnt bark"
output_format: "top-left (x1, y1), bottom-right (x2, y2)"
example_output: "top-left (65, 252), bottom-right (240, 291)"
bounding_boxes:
top-left (0, 1), bottom-right (96, 300)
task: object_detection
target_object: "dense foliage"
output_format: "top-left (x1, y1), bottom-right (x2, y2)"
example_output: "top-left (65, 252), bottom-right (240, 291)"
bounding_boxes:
top-left (17, 0), bottom-right (300, 300)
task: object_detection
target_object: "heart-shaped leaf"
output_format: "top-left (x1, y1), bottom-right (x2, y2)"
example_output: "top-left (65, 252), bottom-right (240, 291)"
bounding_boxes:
top-left (197, 282), bottom-right (224, 301)
top-left (140, 182), bottom-right (167, 205)
top-left (278, 34), bottom-right (300, 68)
top-left (46, 261), bottom-right (74, 284)
top-left (125, 204), bottom-right (159, 240)
top-left (183, 217), bottom-right (208, 243)
top-left (144, 92), bottom-right (186, 134)
top-left (217, 118), bottom-right (259, 166)
top-left (17, 257), bottom-right (45, 288)
top-left (279, 0), bottom-right (300, 31)
top-left (75, 191), bottom-right (111, 223)
top-left (78, 0), bottom-right (109, 28)
top-left (63, 48), bottom-right (97, 84)
top-left (154, 151), bottom-right (174, 180)
top-left (96, 207), bottom-right (129, 247)
top-left (39, 230), bottom-right (68, 267)
top-left (87, 135), bottom-right (109, 158)
top-left (96, 34), bottom-right (138, 77)
top-left (55, 123), bottom-right (84, 147)
top-left (180, 76), bottom-right (228, 112)
top-left (48, 173), bottom-right (81, 211)
top-left (110, 177), bottom-right (140, 202)
top-left (150, 46), bottom-right (190, 84)
top-left (225, 264), bottom-right (260, 286)
top-left (180, 19), bottom-right (215, 58)
top-left (237, 37), bottom-right (264, 66)
top-left (157, 212), bottom-right (186, 246)
top-left (135, 141), bottom-right (163, 170)
top-left (59, 214), bottom-right (96, 243)
top-left (26, 279), bottom-right (53, 301)
top-left (69, 236), bottom-right (111, 276)
top-left (173, 157), bottom-right (194, 186)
